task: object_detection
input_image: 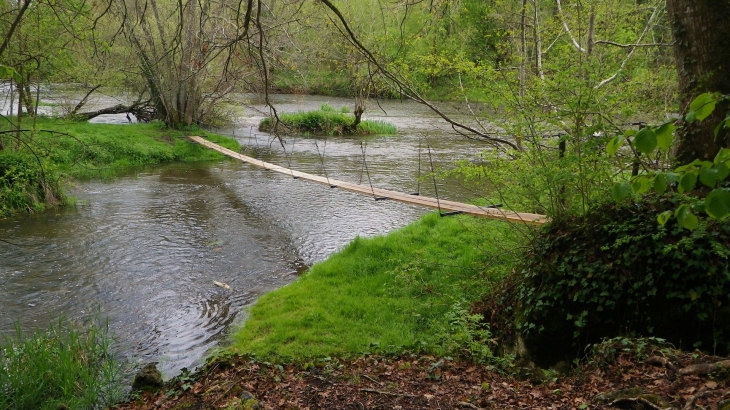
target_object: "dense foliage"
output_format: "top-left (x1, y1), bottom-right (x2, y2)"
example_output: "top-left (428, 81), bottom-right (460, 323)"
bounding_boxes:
top-left (487, 197), bottom-right (730, 365)
top-left (0, 319), bottom-right (124, 410)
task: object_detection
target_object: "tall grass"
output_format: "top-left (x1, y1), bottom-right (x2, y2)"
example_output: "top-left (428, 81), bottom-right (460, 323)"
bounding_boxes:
top-left (0, 318), bottom-right (125, 410)
top-left (229, 213), bottom-right (524, 359)
top-left (258, 104), bottom-right (397, 136)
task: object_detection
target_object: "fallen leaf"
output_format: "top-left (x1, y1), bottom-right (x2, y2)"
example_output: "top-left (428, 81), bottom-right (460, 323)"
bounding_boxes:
top-left (706, 381), bottom-right (718, 389)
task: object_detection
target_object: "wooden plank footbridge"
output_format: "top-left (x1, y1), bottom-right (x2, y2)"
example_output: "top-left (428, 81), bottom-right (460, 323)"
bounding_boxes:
top-left (189, 136), bottom-right (548, 225)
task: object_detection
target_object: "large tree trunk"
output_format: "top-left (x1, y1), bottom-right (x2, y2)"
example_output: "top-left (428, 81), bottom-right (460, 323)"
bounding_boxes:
top-left (666, 0), bottom-right (730, 163)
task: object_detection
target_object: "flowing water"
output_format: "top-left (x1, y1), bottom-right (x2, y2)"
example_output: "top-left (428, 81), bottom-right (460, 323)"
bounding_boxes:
top-left (0, 92), bottom-right (498, 377)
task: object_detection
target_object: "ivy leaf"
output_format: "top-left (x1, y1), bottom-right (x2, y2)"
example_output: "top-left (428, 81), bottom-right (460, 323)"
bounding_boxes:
top-left (634, 127), bottom-right (657, 154)
top-left (606, 136), bottom-right (625, 156)
top-left (657, 210), bottom-right (673, 226)
top-left (611, 182), bottom-right (632, 201)
top-left (678, 172), bottom-right (697, 194)
top-left (688, 92), bottom-right (720, 121)
top-left (631, 175), bottom-right (652, 194)
top-left (653, 173), bottom-right (668, 194)
top-left (705, 189), bottom-right (730, 220)
top-left (688, 289), bottom-right (699, 301)
top-left (675, 204), bottom-right (699, 230)
top-left (699, 167), bottom-right (719, 188)
top-left (655, 122), bottom-right (675, 151)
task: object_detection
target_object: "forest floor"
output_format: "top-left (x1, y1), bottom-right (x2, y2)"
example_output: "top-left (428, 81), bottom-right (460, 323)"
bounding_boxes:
top-left (114, 347), bottom-right (729, 410)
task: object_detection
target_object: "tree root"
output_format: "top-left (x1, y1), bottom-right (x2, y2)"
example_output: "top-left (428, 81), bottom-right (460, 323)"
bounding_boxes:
top-left (678, 360), bottom-right (730, 376)
top-left (359, 388), bottom-right (417, 398)
top-left (645, 356), bottom-right (678, 371)
top-left (608, 397), bottom-right (666, 410)
top-left (682, 390), bottom-right (721, 410)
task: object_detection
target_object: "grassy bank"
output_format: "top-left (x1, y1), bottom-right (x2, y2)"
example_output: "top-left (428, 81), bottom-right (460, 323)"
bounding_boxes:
top-left (259, 104), bottom-right (397, 136)
top-left (0, 118), bottom-right (240, 217)
top-left (0, 319), bottom-right (124, 410)
top-left (229, 213), bottom-right (525, 360)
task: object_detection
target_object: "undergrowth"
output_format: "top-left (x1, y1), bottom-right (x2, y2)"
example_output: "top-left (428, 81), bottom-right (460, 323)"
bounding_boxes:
top-left (0, 318), bottom-right (124, 410)
top-left (481, 195), bottom-right (730, 366)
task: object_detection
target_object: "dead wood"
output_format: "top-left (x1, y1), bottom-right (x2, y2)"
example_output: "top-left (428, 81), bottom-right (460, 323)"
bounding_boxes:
top-left (678, 360), bottom-right (730, 376)
top-left (645, 356), bottom-right (678, 371)
top-left (68, 101), bottom-right (157, 122)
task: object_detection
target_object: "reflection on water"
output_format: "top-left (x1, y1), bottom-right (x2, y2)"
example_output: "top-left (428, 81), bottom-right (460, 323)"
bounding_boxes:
top-left (0, 93), bottom-right (496, 378)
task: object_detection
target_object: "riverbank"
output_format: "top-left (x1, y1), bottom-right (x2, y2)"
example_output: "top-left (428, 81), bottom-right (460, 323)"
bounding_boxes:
top-left (112, 213), bottom-right (730, 410)
top-left (0, 118), bottom-right (239, 217)
top-left (228, 213), bottom-right (521, 360)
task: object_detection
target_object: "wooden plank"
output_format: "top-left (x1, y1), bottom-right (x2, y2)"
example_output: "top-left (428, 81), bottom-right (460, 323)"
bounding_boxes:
top-left (189, 136), bottom-right (548, 225)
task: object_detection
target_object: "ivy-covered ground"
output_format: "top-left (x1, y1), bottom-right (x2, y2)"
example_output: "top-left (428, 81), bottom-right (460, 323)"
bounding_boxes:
top-left (115, 344), bottom-right (729, 410)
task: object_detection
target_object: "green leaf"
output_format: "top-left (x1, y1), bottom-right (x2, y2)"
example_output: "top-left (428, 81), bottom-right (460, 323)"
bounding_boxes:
top-left (655, 122), bottom-right (675, 151)
top-left (675, 204), bottom-right (699, 230)
top-left (631, 175), bottom-right (652, 194)
top-left (678, 172), bottom-right (697, 194)
top-left (714, 163), bottom-right (730, 182)
top-left (0, 64), bottom-right (21, 83)
top-left (688, 92), bottom-right (720, 121)
top-left (611, 182), bottom-right (632, 201)
top-left (653, 173), bottom-right (668, 194)
top-left (624, 129), bottom-right (637, 138)
top-left (665, 172), bottom-right (680, 183)
top-left (606, 136), bottom-right (625, 156)
top-left (699, 167), bottom-right (719, 188)
top-left (713, 117), bottom-right (730, 137)
top-left (705, 189), bottom-right (730, 219)
top-left (714, 148), bottom-right (730, 165)
top-left (657, 210), bottom-right (673, 226)
top-left (633, 127), bottom-right (657, 154)
top-left (685, 111), bottom-right (697, 123)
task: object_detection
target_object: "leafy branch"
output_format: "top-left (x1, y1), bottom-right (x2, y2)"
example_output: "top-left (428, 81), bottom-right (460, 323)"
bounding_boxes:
top-left (607, 92), bottom-right (730, 230)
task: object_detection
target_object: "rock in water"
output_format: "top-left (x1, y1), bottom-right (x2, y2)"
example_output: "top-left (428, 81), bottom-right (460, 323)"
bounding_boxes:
top-left (132, 363), bottom-right (163, 391)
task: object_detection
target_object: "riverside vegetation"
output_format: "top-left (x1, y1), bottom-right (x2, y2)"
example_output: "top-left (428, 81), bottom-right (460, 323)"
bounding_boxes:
top-left (0, 118), bottom-right (240, 218)
top-left (0, 318), bottom-right (124, 410)
top-left (3, 0), bottom-right (730, 408)
top-left (258, 104), bottom-right (397, 136)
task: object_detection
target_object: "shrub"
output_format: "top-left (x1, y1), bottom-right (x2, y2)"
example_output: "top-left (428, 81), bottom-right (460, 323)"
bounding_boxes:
top-left (484, 195), bottom-right (730, 365)
top-left (0, 152), bottom-right (61, 217)
top-left (0, 318), bottom-right (124, 410)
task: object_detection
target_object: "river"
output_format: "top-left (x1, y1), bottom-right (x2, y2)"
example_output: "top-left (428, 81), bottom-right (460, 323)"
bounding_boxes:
top-left (0, 93), bottom-right (497, 378)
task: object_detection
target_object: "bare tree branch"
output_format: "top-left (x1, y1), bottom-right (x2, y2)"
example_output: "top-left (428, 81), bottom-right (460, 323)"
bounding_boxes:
top-left (595, 1), bottom-right (663, 89)
top-left (315, 0), bottom-right (521, 152)
top-left (556, 0), bottom-right (587, 53)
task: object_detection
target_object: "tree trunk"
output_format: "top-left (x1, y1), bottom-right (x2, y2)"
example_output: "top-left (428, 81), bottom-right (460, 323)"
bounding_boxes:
top-left (666, 0), bottom-right (730, 163)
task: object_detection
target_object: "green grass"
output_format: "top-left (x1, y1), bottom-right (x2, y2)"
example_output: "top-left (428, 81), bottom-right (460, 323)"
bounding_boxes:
top-left (229, 213), bottom-right (523, 359)
top-left (259, 104), bottom-right (397, 136)
top-left (0, 318), bottom-right (124, 410)
top-left (0, 117), bottom-right (240, 216)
